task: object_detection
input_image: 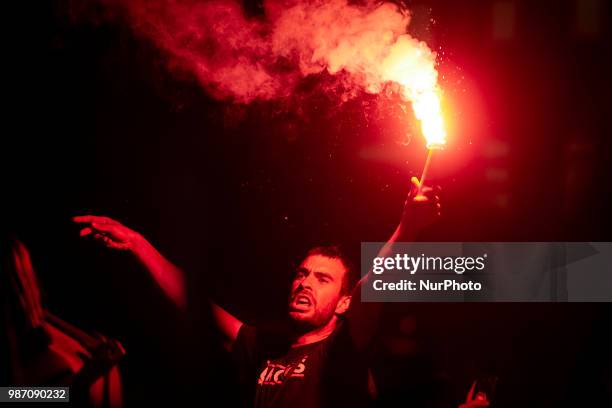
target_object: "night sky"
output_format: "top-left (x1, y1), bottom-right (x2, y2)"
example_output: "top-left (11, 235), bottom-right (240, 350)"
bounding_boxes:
top-left (4, 0), bottom-right (612, 405)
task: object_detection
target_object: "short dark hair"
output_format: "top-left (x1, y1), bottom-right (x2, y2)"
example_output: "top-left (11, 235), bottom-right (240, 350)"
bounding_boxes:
top-left (305, 245), bottom-right (358, 295)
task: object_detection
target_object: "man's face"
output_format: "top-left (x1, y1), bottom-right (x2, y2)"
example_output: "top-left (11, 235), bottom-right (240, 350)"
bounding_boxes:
top-left (288, 254), bottom-right (350, 328)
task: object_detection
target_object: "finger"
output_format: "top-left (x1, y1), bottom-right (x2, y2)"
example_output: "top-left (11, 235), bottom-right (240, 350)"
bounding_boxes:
top-left (466, 381), bottom-right (477, 402)
top-left (73, 215), bottom-right (103, 224)
top-left (101, 236), bottom-right (116, 247)
top-left (93, 234), bottom-right (129, 250)
top-left (73, 215), bottom-right (118, 225)
top-left (79, 227), bottom-right (93, 237)
top-left (90, 222), bottom-right (131, 245)
top-left (421, 187), bottom-right (441, 202)
top-left (91, 222), bottom-right (123, 236)
top-left (106, 241), bottom-right (131, 250)
top-left (419, 185), bottom-right (439, 199)
top-left (413, 189), bottom-right (435, 202)
top-left (410, 176), bottom-right (420, 189)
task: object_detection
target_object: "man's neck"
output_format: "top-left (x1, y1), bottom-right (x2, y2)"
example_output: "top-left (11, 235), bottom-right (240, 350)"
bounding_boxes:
top-left (291, 316), bottom-right (338, 347)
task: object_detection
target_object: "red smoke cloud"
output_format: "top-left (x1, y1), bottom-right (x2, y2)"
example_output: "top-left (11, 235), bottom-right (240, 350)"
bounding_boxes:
top-left (102, 0), bottom-right (441, 107)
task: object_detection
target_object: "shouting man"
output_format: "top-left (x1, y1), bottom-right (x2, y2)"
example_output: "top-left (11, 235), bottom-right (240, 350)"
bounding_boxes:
top-left (74, 177), bottom-right (454, 408)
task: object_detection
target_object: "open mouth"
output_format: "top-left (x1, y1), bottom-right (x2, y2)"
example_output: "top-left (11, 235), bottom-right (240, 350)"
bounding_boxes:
top-left (290, 292), bottom-right (314, 310)
top-left (295, 294), bottom-right (312, 306)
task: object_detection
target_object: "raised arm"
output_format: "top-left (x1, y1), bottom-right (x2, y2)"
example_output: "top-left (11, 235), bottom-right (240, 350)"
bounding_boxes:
top-left (376, 176), bottom-right (441, 256)
top-left (346, 176), bottom-right (441, 348)
top-left (210, 301), bottom-right (244, 351)
top-left (73, 215), bottom-right (186, 309)
top-left (73, 215), bottom-right (244, 347)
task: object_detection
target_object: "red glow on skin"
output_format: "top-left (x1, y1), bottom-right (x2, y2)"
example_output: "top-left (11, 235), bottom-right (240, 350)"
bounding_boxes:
top-left (73, 215), bottom-right (186, 308)
top-left (289, 254), bottom-right (351, 346)
top-left (10, 240), bottom-right (45, 329)
top-left (5, 240), bottom-right (124, 405)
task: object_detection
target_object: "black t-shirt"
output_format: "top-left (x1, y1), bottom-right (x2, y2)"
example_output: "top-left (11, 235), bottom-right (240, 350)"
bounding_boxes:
top-left (231, 322), bottom-right (371, 408)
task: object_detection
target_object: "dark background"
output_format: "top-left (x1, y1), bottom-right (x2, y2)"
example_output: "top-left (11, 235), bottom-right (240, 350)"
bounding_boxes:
top-left (4, 0), bottom-right (612, 406)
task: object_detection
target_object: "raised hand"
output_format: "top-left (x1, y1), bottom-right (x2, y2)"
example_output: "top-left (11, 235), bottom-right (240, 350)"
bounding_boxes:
top-left (398, 176), bottom-right (442, 238)
top-left (73, 215), bottom-right (186, 308)
top-left (73, 215), bottom-right (142, 251)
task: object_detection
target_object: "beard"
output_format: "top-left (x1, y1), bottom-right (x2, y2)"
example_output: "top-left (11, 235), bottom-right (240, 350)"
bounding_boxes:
top-left (288, 298), bottom-right (337, 331)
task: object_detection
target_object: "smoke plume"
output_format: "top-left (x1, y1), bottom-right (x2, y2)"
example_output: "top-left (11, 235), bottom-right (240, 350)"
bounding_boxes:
top-left (107, 0), bottom-right (440, 107)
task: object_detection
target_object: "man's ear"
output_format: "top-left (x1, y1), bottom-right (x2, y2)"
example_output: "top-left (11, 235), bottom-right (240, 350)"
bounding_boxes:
top-left (335, 295), bottom-right (351, 315)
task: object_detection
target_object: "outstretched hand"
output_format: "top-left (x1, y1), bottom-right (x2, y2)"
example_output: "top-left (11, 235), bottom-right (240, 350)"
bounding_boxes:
top-left (73, 214), bottom-right (186, 308)
top-left (73, 215), bottom-right (142, 251)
